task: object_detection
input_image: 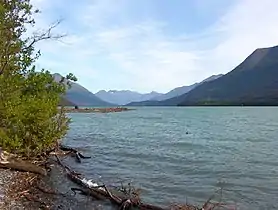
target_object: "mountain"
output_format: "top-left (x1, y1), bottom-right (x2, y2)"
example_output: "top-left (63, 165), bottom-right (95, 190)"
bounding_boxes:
top-left (58, 97), bottom-right (76, 106)
top-left (151, 74), bottom-right (223, 101)
top-left (201, 74), bottom-right (224, 83)
top-left (95, 90), bottom-right (163, 105)
top-left (179, 45), bottom-right (278, 106)
top-left (126, 74), bottom-right (223, 106)
top-left (53, 73), bottom-right (114, 106)
top-left (151, 84), bottom-right (198, 101)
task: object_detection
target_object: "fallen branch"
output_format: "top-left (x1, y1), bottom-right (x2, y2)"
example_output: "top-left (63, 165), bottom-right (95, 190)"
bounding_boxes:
top-left (59, 145), bottom-right (91, 163)
top-left (0, 157), bottom-right (47, 176)
top-left (55, 154), bottom-right (168, 210)
top-left (55, 146), bottom-right (237, 210)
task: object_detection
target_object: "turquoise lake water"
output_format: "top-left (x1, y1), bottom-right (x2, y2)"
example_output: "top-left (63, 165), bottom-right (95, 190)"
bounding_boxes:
top-left (63, 107), bottom-right (278, 210)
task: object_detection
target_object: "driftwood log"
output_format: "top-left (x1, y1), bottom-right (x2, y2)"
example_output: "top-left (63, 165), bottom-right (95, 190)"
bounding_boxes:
top-left (0, 150), bottom-right (47, 176)
top-left (55, 146), bottom-right (237, 210)
top-left (55, 154), bottom-right (188, 210)
top-left (0, 145), bottom-right (237, 210)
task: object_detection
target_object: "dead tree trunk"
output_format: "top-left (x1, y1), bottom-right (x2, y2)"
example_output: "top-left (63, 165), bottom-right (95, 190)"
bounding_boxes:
top-left (0, 159), bottom-right (47, 176)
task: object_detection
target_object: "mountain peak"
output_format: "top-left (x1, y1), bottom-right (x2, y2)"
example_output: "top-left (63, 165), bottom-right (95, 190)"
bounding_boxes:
top-left (95, 89), bottom-right (163, 105)
top-left (96, 90), bottom-right (106, 94)
top-left (255, 45), bottom-right (278, 52)
top-left (52, 73), bottom-right (63, 79)
top-left (52, 74), bottom-right (113, 106)
top-left (178, 44), bottom-right (278, 106)
top-left (150, 91), bottom-right (159, 94)
top-left (53, 73), bottom-right (62, 76)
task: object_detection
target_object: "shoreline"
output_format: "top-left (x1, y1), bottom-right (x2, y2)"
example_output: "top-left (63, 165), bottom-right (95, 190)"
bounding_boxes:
top-left (0, 157), bottom-right (103, 210)
top-left (64, 107), bottom-right (134, 113)
top-left (0, 150), bottom-right (238, 210)
top-left (0, 166), bottom-right (68, 210)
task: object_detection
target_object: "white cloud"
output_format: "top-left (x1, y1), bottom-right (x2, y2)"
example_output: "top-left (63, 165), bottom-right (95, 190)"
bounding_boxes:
top-left (29, 0), bottom-right (278, 93)
top-left (92, 21), bottom-right (202, 91)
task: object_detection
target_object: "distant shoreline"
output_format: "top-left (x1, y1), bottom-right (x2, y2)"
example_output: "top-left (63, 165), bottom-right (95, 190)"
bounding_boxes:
top-left (64, 107), bottom-right (135, 113)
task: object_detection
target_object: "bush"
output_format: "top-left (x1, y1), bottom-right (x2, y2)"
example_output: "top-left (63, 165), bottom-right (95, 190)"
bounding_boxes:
top-left (0, 0), bottom-right (75, 157)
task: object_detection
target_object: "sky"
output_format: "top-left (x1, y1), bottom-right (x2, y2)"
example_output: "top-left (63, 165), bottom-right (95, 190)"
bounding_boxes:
top-left (30, 0), bottom-right (278, 93)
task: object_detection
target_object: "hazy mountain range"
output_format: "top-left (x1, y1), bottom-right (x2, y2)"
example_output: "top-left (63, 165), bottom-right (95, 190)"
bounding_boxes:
top-left (126, 74), bottom-right (223, 106)
top-left (95, 75), bottom-right (223, 105)
top-left (152, 75), bottom-right (223, 101)
top-left (58, 74), bottom-right (222, 106)
top-left (57, 45), bottom-right (278, 107)
top-left (95, 90), bottom-right (162, 105)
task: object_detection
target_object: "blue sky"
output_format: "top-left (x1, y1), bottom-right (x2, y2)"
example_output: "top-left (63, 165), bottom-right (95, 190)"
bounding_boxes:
top-left (31, 0), bottom-right (278, 93)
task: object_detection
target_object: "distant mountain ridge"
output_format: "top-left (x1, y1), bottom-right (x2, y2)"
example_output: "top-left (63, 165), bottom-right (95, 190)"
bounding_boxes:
top-left (178, 45), bottom-right (278, 106)
top-left (54, 45), bottom-right (278, 107)
top-left (151, 74), bottom-right (223, 101)
top-left (151, 84), bottom-right (198, 101)
top-left (53, 73), bottom-right (114, 106)
top-left (95, 90), bottom-right (163, 105)
top-left (127, 74), bottom-right (223, 106)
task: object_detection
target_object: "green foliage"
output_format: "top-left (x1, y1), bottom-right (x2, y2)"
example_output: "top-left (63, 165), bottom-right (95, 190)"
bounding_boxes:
top-left (0, 0), bottom-right (74, 157)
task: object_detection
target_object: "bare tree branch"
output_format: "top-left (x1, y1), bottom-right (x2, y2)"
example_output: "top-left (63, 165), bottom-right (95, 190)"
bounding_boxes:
top-left (23, 19), bottom-right (66, 52)
top-left (0, 19), bottom-right (66, 75)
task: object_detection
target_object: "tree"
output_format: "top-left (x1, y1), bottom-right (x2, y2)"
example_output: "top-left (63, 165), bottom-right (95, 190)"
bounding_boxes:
top-left (0, 0), bottom-right (75, 157)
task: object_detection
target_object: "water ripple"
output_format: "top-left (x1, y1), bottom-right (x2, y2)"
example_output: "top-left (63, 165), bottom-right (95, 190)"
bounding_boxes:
top-left (64, 107), bottom-right (278, 210)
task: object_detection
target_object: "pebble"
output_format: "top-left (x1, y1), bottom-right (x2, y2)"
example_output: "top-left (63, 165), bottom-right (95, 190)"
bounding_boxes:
top-left (0, 169), bottom-right (25, 210)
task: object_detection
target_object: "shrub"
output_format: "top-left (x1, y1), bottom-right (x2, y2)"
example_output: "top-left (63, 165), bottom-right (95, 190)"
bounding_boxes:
top-left (0, 0), bottom-right (75, 157)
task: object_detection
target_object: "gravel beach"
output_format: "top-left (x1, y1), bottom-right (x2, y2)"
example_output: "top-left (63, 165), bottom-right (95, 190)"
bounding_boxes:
top-left (0, 169), bottom-right (25, 210)
top-left (0, 166), bottom-right (94, 210)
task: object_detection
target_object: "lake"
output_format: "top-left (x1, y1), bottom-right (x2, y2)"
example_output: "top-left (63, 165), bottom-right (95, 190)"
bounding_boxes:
top-left (62, 107), bottom-right (278, 210)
